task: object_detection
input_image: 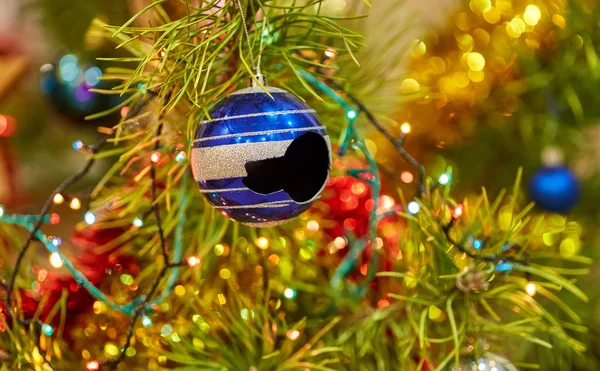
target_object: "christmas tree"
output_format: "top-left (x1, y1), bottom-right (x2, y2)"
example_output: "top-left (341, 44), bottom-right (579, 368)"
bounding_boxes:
top-left (0, 0), bottom-right (599, 370)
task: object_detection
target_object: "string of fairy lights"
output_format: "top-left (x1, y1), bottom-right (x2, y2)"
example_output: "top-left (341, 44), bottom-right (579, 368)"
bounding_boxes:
top-left (0, 93), bottom-right (197, 370)
top-left (0, 14), bottom-right (540, 371)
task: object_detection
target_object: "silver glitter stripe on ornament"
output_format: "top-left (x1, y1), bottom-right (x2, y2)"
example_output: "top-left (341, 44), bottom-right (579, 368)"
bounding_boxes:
top-left (229, 86), bottom-right (287, 95)
top-left (198, 187), bottom-right (250, 193)
top-left (212, 201), bottom-right (291, 209)
top-left (193, 126), bottom-right (327, 143)
top-left (191, 139), bottom-right (294, 180)
top-left (242, 219), bottom-right (292, 227)
top-left (198, 109), bottom-right (316, 125)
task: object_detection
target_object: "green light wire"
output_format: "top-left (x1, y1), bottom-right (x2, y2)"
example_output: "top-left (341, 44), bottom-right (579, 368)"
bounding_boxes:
top-left (299, 70), bottom-right (382, 293)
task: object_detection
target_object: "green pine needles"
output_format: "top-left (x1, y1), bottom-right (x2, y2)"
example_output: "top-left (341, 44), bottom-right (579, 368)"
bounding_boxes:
top-left (0, 1), bottom-right (592, 370)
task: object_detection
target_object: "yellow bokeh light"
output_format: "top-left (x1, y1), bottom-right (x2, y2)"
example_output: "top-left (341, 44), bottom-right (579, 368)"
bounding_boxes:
top-left (334, 237), bottom-right (347, 250)
top-left (219, 268), bottom-right (231, 280)
top-left (175, 285), bottom-right (186, 296)
top-left (268, 254), bottom-right (280, 265)
top-left (351, 182), bottom-right (366, 195)
top-left (307, 220), bottom-right (319, 232)
top-left (53, 193), bottom-right (64, 204)
top-left (470, 0), bottom-right (492, 14)
top-left (496, 0), bottom-right (512, 14)
top-left (214, 243), bottom-right (225, 256)
top-left (400, 78), bottom-right (420, 94)
top-left (483, 7), bottom-right (501, 24)
top-left (560, 238), bottom-right (579, 257)
top-left (428, 305), bottom-right (443, 321)
top-left (379, 195), bottom-right (395, 211)
top-left (287, 329), bottom-right (301, 341)
top-left (50, 252), bottom-right (63, 268)
top-left (552, 14), bottom-right (566, 28)
top-left (255, 237), bottom-right (269, 249)
top-left (526, 282), bottom-right (537, 297)
top-left (70, 197), bottom-right (82, 210)
top-left (507, 18), bottom-right (526, 38)
top-left (429, 57), bottom-right (446, 74)
top-left (452, 72), bottom-right (470, 88)
top-left (400, 171), bottom-right (414, 183)
top-left (467, 52), bottom-right (486, 71)
top-left (456, 34), bottom-right (474, 52)
top-left (404, 275), bottom-right (417, 288)
top-left (468, 69), bottom-right (485, 82)
top-left (104, 343), bottom-right (119, 357)
top-left (411, 41), bottom-right (427, 58)
top-left (217, 294), bottom-right (227, 305)
top-left (524, 5), bottom-right (541, 26)
top-left (542, 232), bottom-right (557, 246)
top-left (400, 122), bottom-right (412, 134)
top-left (93, 301), bottom-right (104, 314)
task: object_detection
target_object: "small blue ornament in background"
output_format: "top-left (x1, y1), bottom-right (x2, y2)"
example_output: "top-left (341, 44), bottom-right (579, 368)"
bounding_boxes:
top-left (191, 86), bottom-right (331, 227)
top-left (529, 166), bottom-right (580, 213)
top-left (40, 54), bottom-right (126, 122)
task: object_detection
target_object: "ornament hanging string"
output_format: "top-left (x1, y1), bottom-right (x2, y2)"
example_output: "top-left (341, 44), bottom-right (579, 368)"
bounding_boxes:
top-left (235, 0), bottom-right (267, 77)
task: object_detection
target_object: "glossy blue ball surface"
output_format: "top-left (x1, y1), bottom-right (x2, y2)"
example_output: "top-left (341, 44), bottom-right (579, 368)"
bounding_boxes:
top-left (191, 86), bottom-right (331, 227)
top-left (528, 166), bottom-right (580, 213)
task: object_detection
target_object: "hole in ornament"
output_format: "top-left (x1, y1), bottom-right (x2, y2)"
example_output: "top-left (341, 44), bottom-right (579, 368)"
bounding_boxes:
top-left (243, 132), bottom-right (330, 203)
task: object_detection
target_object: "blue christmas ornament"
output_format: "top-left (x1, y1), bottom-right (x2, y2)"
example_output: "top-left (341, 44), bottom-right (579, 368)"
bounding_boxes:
top-left (191, 86), bottom-right (331, 227)
top-left (529, 166), bottom-right (580, 213)
top-left (39, 54), bottom-right (126, 122)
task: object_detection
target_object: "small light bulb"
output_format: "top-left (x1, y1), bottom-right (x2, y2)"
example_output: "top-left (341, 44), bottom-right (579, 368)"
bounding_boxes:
top-left (132, 217), bottom-right (143, 228)
top-left (256, 237), bottom-right (269, 249)
top-left (407, 201), bottom-right (420, 215)
top-left (284, 288), bottom-right (296, 299)
top-left (72, 140), bottom-right (84, 151)
top-left (400, 122), bottom-right (411, 134)
top-left (175, 151), bottom-right (186, 162)
top-left (51, 237), bottom-right (62, 247)
top-left (142, 316), bottom-right (152, 327)
top-left (49, 213), bottom-right (61, 225)
top-left (324, 48), bottom-right (337, 58)
top-left (70, 197), bottom-right (81, 210)
top-left (86, 361), bottom-right (100, 371)
top-left (346, 110), bottom-right (357, 120)
top-left (438, 173), bottom-right (451, 185)
top-left (473, 239), bottom-right (483, 250)
top-left (53, 194), bottom-right (65, 204)
top-left (150, 152), bottom-right (161, 163)
top-left (187, 256), bottom-right (200, 267)
top-left (287, 329), bottom-right (300, 341)
top-left (526, 282), bottom-right (537, 296)
top-left (453, 205), bottom-right (463, 218)
top-left (84, 211), bottom-right (96, 225)
top-left (379, 195), bottom-right (395, 211)
top-left (333, 237), bottom-right (347, 250)
top-left (400, 171), bottom-right (414, 183)
top-left (0, 205), bottom-right (4, 217)
top-left (50, 252), bottom-right (63, 268)
top-left (42, 324), bottom-right (54, 336)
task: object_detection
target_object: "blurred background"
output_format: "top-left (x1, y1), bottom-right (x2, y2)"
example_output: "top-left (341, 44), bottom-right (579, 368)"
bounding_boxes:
top-left (1, 0), bottom-right (599, 369)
